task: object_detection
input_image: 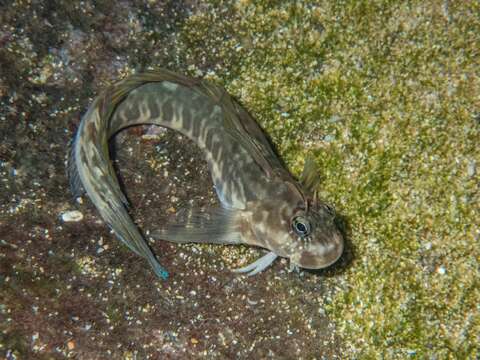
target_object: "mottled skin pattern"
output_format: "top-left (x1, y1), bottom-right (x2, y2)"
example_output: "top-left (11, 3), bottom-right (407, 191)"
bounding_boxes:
top-left (69, 69), bottom-right (344, 279)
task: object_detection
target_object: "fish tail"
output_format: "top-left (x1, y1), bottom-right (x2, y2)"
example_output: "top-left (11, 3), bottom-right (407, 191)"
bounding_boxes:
top-left (68, 71), bottom-right (191, 279)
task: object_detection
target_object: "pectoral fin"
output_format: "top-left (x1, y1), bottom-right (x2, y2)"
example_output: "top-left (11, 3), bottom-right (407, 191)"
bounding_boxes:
top-left (152, 207), bottom-right (241, 245)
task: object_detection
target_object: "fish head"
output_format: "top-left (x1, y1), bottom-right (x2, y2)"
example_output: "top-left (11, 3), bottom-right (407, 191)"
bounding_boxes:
top-left (243, 182), bottom-right (344, 270)
top-left (286, 200), bottom-right (344, 269)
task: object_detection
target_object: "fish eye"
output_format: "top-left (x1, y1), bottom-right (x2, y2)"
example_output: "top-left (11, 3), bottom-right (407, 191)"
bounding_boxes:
top-left (292, 216), bottom-right (311, 237)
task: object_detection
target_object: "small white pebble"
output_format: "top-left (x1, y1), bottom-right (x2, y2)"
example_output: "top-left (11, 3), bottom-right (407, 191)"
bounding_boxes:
top-left (324, 134), bottom-right (335, 142)
top-left (61, 210), bottom-right (84, 222)
top-left (247, 298), bottom-right (258, 306)
top-left (467, 160), bottom-right (476, 177)
top-left (141, 134), bottom-right (160, 140)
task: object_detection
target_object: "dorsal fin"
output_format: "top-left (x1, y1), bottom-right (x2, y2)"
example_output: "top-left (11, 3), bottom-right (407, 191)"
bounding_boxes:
top-left (196, 80), bottom-right (291, 181)
top-left (300, 156), bottom-right (322, 195)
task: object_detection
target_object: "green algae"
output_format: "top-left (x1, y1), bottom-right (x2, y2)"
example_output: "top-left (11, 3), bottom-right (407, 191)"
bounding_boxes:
top-left (179, 0), bottom-right (480, 357)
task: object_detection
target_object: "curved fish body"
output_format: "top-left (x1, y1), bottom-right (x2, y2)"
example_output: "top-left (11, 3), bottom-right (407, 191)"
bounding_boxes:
top-left (68, 69), bottom-right (344, 279)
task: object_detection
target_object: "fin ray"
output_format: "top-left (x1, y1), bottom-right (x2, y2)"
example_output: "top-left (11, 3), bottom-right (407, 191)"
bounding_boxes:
top-left (232, 251), bottom-right (278, 276)
top-left (152, 207), bottom-right (241, 245)
top-left (66, 137), bottom-right (85, 199)
top-left (300, 155), bottom-right (322, 194)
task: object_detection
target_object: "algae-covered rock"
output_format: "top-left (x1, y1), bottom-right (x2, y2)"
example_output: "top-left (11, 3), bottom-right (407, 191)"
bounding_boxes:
top-left (0, 1), bottom-right (478, 359)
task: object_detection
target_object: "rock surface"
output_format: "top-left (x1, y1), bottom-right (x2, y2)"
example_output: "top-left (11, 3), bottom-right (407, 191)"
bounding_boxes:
top-left (0, 1), bottom-right (478, 359)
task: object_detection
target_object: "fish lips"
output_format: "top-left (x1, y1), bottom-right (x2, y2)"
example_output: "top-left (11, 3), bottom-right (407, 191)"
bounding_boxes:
top-left (290, 232), bottom-right (344, 269)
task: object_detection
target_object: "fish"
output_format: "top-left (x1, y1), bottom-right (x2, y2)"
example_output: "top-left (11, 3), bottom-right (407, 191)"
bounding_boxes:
top-left (68, 69), bottom-right (344, 279)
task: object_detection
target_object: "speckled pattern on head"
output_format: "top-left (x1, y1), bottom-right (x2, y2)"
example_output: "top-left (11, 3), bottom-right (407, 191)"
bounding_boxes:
top-left (68, 69), bottom-right (344, 279)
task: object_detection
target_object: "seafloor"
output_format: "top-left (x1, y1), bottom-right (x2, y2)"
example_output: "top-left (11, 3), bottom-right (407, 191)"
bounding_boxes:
top-left (0, 1), bottom-right (478, 359)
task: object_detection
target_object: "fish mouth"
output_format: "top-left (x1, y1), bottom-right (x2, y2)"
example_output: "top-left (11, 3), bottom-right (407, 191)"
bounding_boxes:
top-left (291, 232), bottom-right (344, 269)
